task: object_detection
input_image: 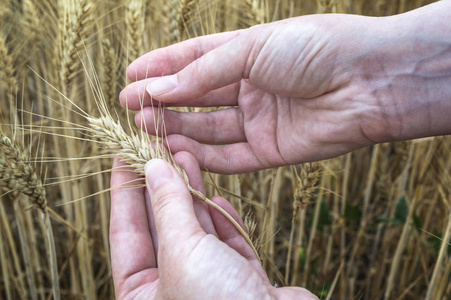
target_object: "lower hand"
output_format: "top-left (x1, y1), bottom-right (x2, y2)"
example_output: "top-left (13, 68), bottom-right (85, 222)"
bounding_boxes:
top-left (109, 153), bottom-right (317, 299)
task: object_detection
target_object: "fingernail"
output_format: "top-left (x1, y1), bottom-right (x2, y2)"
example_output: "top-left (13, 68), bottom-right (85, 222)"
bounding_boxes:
top-left (146, 75), bottom-right (178, 96)
top-left (145, 159), bottom-right (174, 191)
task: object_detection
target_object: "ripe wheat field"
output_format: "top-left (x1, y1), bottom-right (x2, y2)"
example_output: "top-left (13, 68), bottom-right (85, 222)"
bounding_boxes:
top-left (0, 0), bottom-right (450, 299)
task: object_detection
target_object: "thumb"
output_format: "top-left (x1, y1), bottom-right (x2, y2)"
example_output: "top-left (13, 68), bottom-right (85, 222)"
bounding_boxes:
top-left (146, 33), bottom-right (254, 102)
top-left (145, 159), bottom-right (204, 250)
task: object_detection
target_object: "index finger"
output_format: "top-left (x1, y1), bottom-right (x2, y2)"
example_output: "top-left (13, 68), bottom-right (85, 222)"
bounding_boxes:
top-left (126, 31), bottom-right (242, 82)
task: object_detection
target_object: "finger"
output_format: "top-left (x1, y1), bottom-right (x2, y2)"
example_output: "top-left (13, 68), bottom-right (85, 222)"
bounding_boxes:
top-left (127, 31), bottom-right (242, 81)
top-left (209, 196), bottom-right (268, 283)
top-left (173, 151), bottom-right (216, 235)
top-left (144, 190), bottom-right (159, 258)
top-left (145, 159), bottom-right (205, 259)
top-left (269, 287), bottom-right (319, 299)
top-left (136, 107), bottom-right (246, 145)
top-left (119, 80), bottom-right (240, 110)
top-left (146, 30), bottom-right (260, 102)
top-left (110, 159), bottom-right (158, 292)
top-left (165, 135), bottom-right (268, 174)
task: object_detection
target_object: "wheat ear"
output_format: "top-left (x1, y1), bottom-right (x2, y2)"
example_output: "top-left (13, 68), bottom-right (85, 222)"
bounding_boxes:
top-left (0, 134), bottom-right (61, 300)
top-left (101, 39), bottom-right (118, 108)
top-left (243, 0), bottom-right (264, 26)
top-left (177, 0), bottom-right (195, 41)
top-left (22, 0), bottom-right (42, 47)
top-left (59, 0), bottom-right (94, 87)
top-left (286, 163), bottom-right (320, 283)
top-left (87, 115), bottom-right (259, 259)
top-left (126, 0), bottom-right (145, 63)
top-left (0, 0), bottom-right (9, 23)
top-left (0, 34), bottom-right (18, 102)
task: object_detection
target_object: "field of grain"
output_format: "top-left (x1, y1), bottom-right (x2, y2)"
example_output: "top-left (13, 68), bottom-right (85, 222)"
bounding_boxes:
top-left (0, 0), bottom-right (450, 299)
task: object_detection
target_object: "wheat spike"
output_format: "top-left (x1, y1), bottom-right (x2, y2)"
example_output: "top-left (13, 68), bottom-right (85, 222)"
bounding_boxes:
top-left (101, 39), bottom-right (117, 107)
top-left (294, 162), bottom-right (321, 209)
top-left (0, 131), bottom-right (61, 299)
top-left (0, 34), bottom-right (18, 99)
top-left (22, 0), bottom-right (42, 46)
top-left (59, 0), bottom-right (94, 88)
top-left (86, 114), bottom-right (258, 258)
top-left (162, 0), bottom-right (181, 44)
top-left (126, 0), bottom-right (145, 63)
top-left (243, 0), bottom-right (264, 26)
top-left (0, 0), bottom-right (9, 23)
top-left (0, 135), bottom-right (47, 211)
top-left (178, 0), bottom-right (195, 41)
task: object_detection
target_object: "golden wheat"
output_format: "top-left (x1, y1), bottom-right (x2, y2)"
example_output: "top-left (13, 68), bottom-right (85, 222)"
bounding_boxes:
top-left (59, 0), bottom-right (95, 88)
top-left (126, 0), bottom-right (145, 63)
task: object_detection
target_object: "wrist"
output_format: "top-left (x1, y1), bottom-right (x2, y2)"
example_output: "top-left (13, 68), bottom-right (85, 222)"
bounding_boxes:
top-left (352, 3), bottom-right (451, 143)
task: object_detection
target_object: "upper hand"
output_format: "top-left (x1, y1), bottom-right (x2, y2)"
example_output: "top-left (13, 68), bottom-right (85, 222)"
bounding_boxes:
top-left (120, 14), bottom-right (392, 174)
top-left (121, 2), bottom-right (451, 174)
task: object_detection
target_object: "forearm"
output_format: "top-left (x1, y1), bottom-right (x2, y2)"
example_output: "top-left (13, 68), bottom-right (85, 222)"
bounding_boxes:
top-left (357, 1), bottom-right (451, 142)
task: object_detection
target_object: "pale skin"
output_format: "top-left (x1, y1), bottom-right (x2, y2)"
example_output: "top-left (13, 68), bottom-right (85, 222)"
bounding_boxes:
top-left (112, 1), bottom-right (451, 299)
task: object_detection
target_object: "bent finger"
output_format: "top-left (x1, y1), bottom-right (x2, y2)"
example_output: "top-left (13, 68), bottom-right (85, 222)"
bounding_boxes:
top-left (173, 151), bottom-right (216, 235)
top-left (120, 80), bottom-right (240, 110)
top-left (136, 107), bottom-right (246, 145)
top-left (165, 135), bottom-right (268, 174)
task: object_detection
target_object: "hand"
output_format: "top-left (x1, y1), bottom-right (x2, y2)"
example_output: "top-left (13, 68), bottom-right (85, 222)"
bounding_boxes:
top-left (121, 2), bottom-right (451, 174)
top-left (109, 153), bottom-right (318, 299)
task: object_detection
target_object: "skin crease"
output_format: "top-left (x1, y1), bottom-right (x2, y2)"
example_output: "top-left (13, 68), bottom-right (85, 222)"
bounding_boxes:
top-left (112, 2), bottom-right (451, 299)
